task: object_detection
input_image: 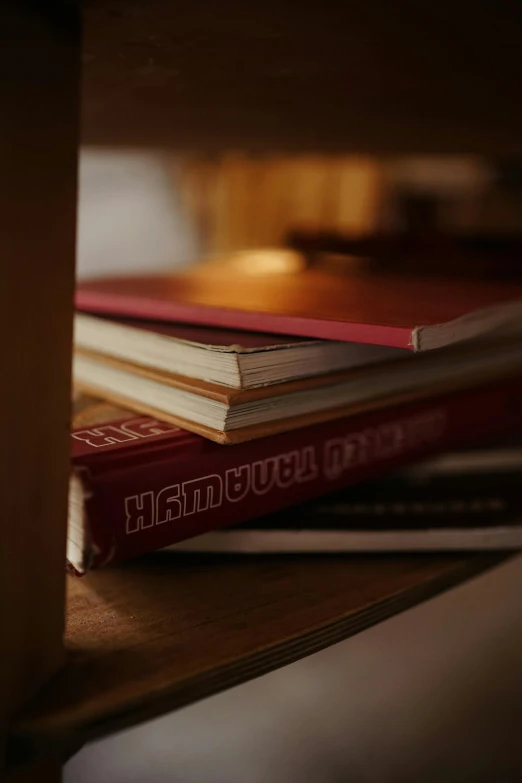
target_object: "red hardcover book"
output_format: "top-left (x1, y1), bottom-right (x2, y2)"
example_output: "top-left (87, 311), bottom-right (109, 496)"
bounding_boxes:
top-left (69, 376), bottom-right (522, 572)
top-left (75, 265), bottom-right (522, 349)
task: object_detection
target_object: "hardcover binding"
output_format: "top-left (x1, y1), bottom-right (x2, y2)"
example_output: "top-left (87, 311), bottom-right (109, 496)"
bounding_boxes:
top-left (69, 376), bottom-right (522, 572)
top-left (76, 269), bottom-right (522, 348)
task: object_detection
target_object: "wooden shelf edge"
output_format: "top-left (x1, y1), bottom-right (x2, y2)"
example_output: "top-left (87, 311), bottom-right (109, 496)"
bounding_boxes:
top-left (9, 553), bottom-right (510, 762)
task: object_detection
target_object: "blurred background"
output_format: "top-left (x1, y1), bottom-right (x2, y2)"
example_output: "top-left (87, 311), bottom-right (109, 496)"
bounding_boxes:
top-left (67, 149), bottom-right (522, 781)
top-left (77, 149), bottom-right (522, 279)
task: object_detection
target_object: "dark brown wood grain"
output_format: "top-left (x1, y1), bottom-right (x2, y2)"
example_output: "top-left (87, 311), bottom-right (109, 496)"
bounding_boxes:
top-left (0, 5), bottom-right (80, 776)
top-left (11, 552), bottom-right (509, 759)
top-left (83, 0), bottom-right (522, 153)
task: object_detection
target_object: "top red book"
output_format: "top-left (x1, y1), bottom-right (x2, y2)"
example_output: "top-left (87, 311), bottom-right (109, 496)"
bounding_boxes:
top-left (76, 266), bottom-right (522, 350)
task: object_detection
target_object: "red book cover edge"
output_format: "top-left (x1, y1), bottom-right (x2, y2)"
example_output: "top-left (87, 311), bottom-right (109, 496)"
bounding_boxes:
top-left (75, 290), bottom-right (415, 349)
top-left (70, 376), bottom-right (522, 572)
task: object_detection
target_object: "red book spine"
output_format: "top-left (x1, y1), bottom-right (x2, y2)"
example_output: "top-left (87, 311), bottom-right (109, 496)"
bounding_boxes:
top-left (71, 377), bottom-right (522, 570)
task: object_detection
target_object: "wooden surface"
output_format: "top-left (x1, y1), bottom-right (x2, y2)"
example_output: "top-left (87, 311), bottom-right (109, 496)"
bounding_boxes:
top-left (7, 758), bottom-right (62, 783)
top-left (83, 0), bottom-right (522, 153)
top-left (10, 552), bottom-right (508, 760)
top-left (0, 3), bottom-right (80, 773)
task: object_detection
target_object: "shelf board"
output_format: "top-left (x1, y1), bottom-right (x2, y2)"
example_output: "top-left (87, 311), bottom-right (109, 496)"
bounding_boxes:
top-left (83, 1), bottom-right (522, 153)
top-left (10, 551), bottom-right (509, 759)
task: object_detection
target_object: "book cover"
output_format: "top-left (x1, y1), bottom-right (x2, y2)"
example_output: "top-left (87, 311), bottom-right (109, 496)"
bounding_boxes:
top-left (75, 265), bottom-right (522, 349)
top-left (69, 375), bottom-right (522, 572)
top-left (171, 440), bottom-right (522, 552)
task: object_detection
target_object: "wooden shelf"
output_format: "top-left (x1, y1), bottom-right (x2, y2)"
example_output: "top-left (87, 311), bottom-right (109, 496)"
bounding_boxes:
top-left (10, 551), bottom-right (509, 760)
top-left (83, 1), bottom-right (522, 153)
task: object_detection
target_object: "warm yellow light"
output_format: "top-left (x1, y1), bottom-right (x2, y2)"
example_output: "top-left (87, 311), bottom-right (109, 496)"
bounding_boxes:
top-left (200, 248), bottom-right (307, 276)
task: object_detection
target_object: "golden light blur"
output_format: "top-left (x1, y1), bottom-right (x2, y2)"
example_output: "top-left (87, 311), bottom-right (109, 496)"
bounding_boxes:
top-left (199, 248), bottom-right (307, 276)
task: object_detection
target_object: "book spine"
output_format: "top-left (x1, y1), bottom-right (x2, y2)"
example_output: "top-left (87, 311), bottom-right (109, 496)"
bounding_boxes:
top-left (78, 377), bottom-right (522, 570)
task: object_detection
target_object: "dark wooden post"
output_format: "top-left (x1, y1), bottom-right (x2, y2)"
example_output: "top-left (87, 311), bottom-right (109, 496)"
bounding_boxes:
top-left (0, 4), bottom-right (80, 779)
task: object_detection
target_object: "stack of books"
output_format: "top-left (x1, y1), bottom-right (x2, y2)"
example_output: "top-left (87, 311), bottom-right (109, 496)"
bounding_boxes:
top-left (69, 259), bottom-right (522, 573)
